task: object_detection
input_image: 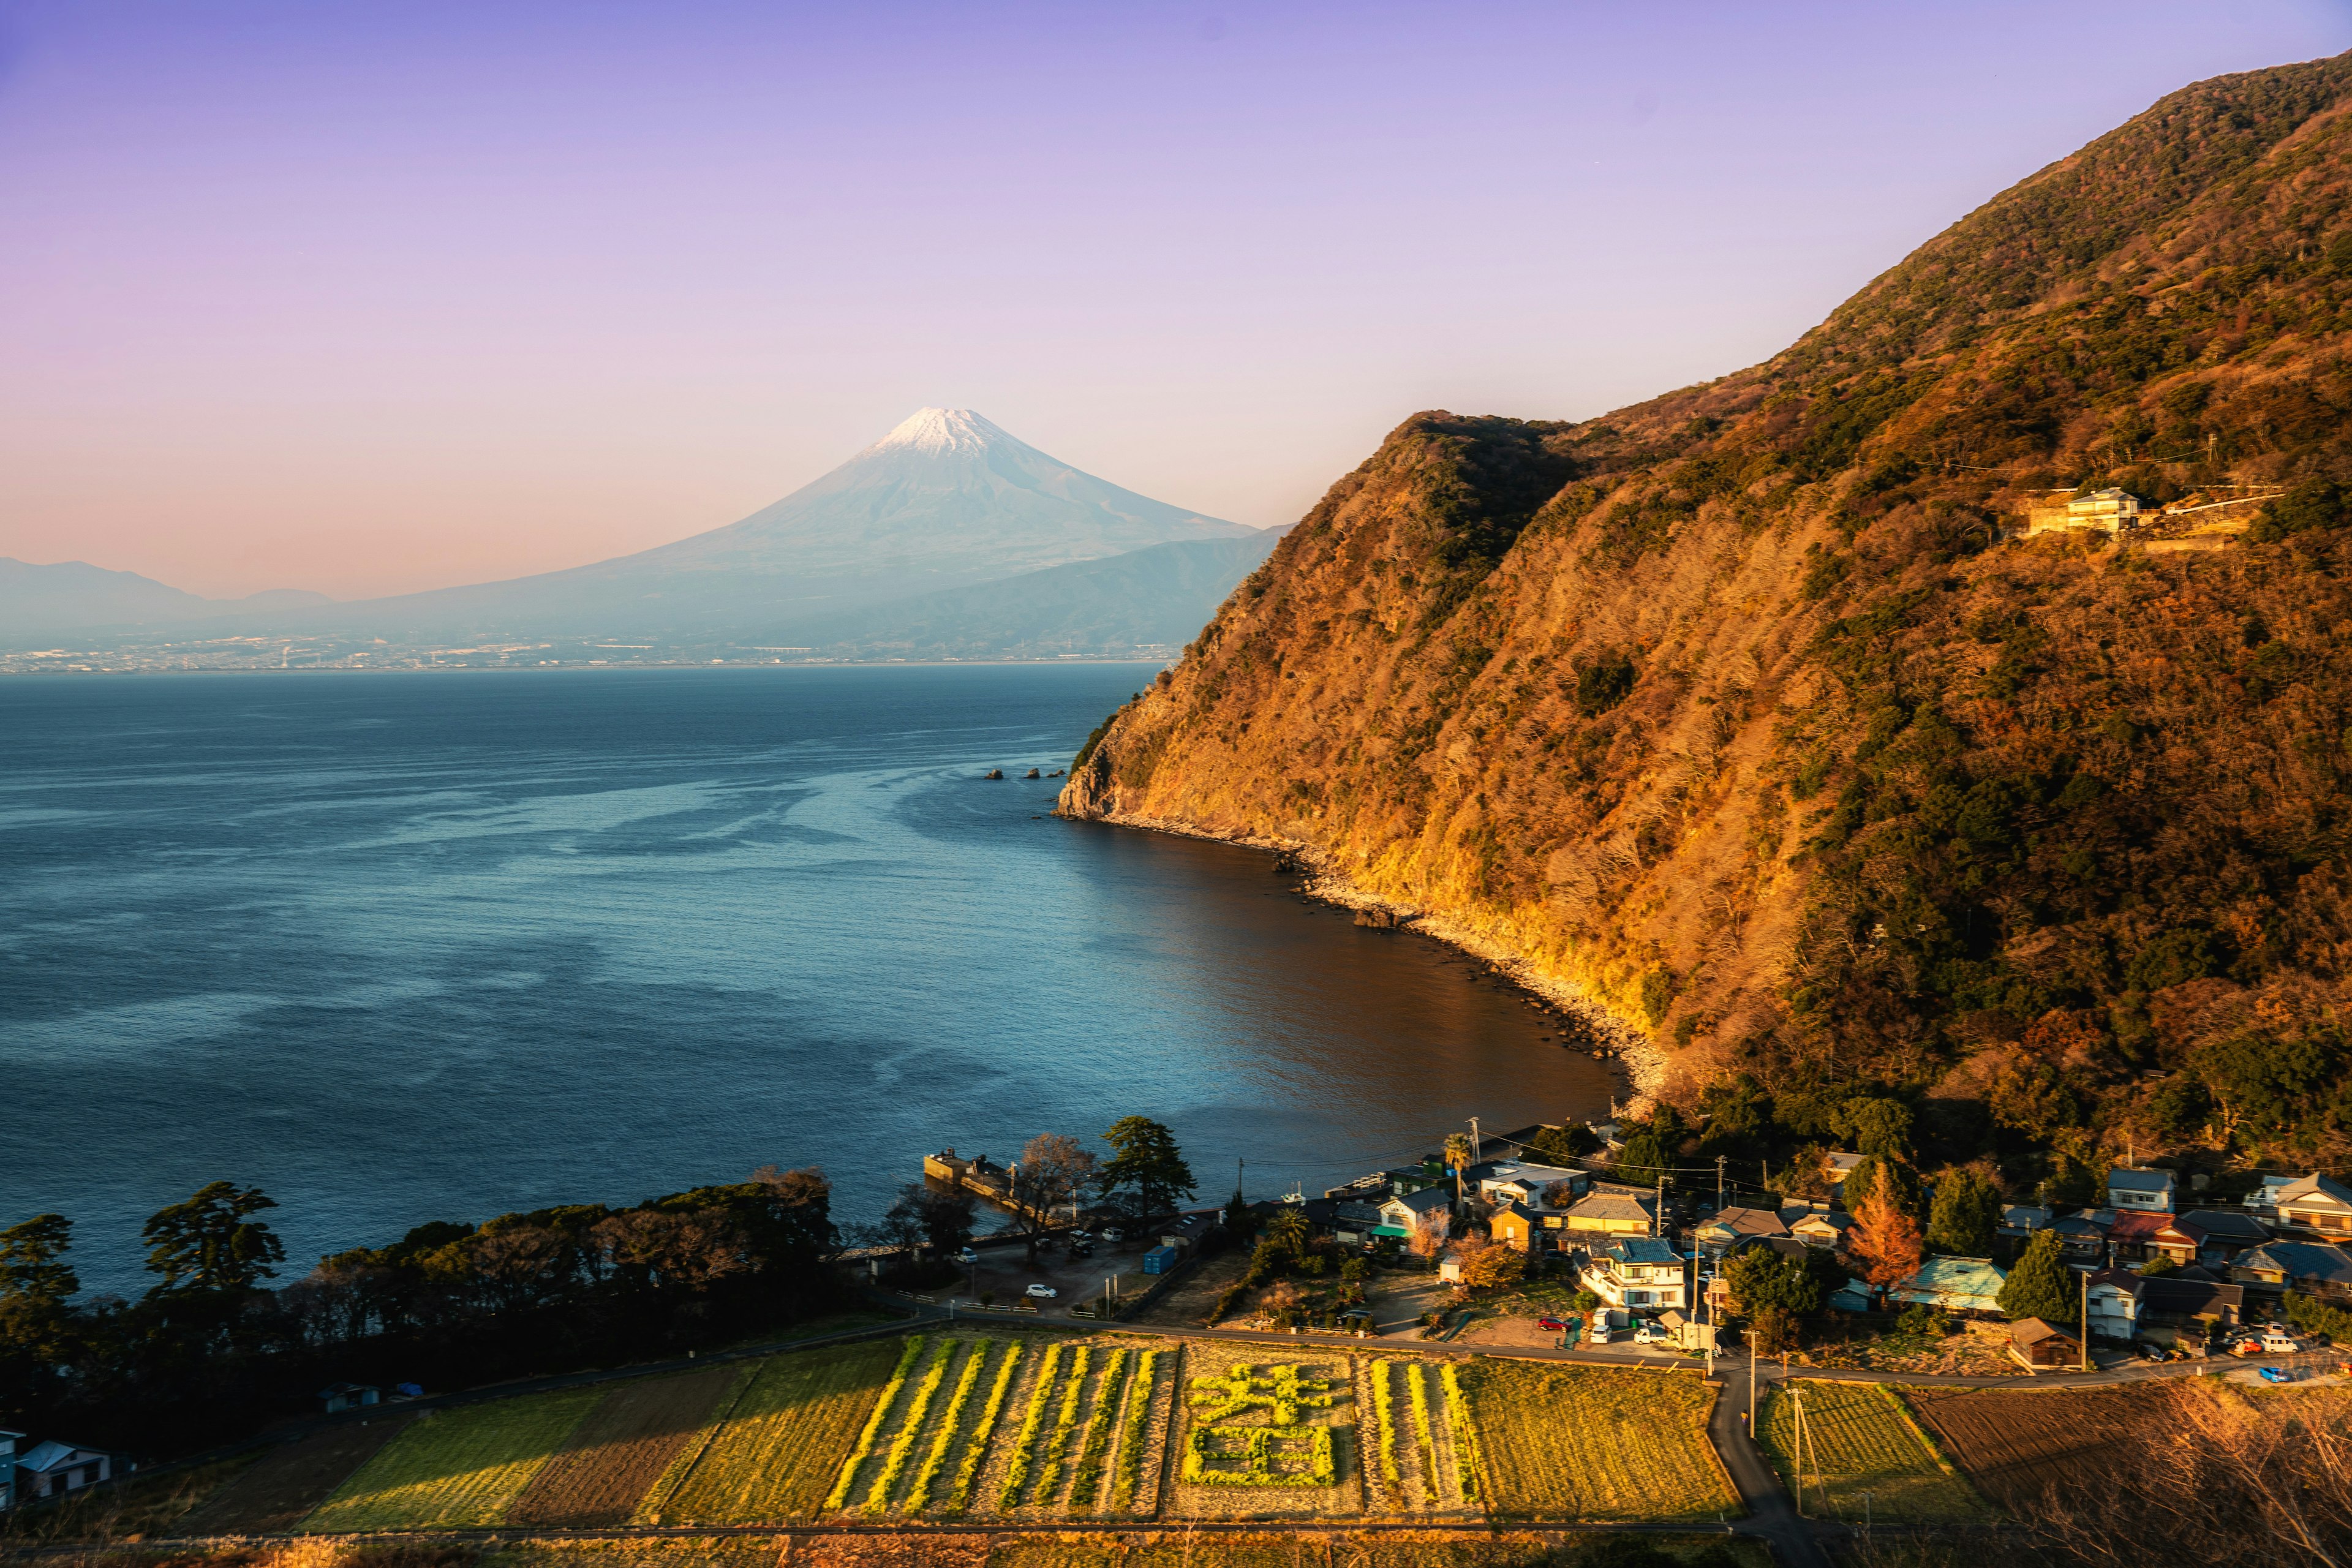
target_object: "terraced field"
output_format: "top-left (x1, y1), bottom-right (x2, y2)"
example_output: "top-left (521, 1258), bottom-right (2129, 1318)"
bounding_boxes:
top-left (169, 1332), bottom-right (1770, 1537)
top-left (1759, 1381), bottom-right (1983, 1523)
top-left (1457, 1361), bottom-right (1736, 1522)
top-left (305, 1387), bottom-right (602, 1530)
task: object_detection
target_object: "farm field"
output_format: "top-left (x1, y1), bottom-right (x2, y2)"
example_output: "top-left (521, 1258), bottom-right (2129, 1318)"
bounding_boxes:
top-left (1758, 1381), bottom-right (1981, 1523)
top-left (1458, 1361), bottom-right (1736, 1522)
top-left (182, 1421), bottom-right (413, 1534)
top-left (645, 1336), bottom-right (903, 1523)
top-left (1164, 1341), bottom-right (1359, 1520)
top-left (304, 1387), bottom-right (601, 1530)
top-left (823, 1333), bottom-right (1174, 1520)
top-left (1355, 1357), bottom-right (1479, 1516)
top-left (511, 1364), bottom-right (744, 1526)
top-left (1903, 1384), bottom-right (2180, 1515)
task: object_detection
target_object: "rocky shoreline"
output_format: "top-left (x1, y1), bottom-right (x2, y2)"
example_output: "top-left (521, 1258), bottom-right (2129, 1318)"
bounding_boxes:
top-left (1056, 805), bottom-right (1661, 1107)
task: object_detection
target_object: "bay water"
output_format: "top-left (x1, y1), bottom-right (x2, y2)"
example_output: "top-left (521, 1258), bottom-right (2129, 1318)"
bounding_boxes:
top-left (0, 666), bottom-right (1611, 1293)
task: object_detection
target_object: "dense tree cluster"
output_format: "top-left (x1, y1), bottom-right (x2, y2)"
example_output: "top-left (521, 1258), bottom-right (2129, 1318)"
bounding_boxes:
top-left (0, 1166), bottom-right (839, 1458)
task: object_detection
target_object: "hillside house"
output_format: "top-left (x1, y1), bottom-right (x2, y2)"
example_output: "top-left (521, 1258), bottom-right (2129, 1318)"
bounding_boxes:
top-left (2176, 1208), bottom-right (2272, 1264)
top-left (15, 1440), bottom-right (117, 1502)
top-left (1488, 1199), bottom-right (1572, 1255)
top-left (1477, 1163), bottom-right (1587, 1207)
top-left (2107, 1210), bottom-right (2196, 1266)
top-left (1561, 1191), bottom-right (1658, 1238)
top-left (2022, 487), bottom-right (2141, 538)
top-left (1891, 1257), bottom-right (2008, 1317)
top-left (2275, 1173), bottom-right (2352, 1237)
top-left (2084, 1269), bottom-right (2143, 1341)
top-left (1692, 1206), bottom-right (1790, 1257)
top-left (1787, 1208), bottom-right (1852, 1251)
top-left (2142, 1275), bottom-right (2244, 1335)
top-left (2010, 1317), bottom-right (2085, 1370)
top-left (1375, 1186), bottom-right (1452, 1243)
top-left (1580, 1237), bottom-right (1689, 1314)
top-left (2233, 1240), bottom-right (2352, 1301)
top-left (2048, 1210), bottom-right (2114, 1260)
top-left (1999, 1204), bottom-right (2054, 1241)
top-left (2107, 1167), bottom-right (2176, 1213)
top-left (2247, 1174), bottom-right (2300, 1218)
top-left (1822, 1151), bottom-right (1865, 1199)
top-left (0, 1430), bottom-right (18, 1512)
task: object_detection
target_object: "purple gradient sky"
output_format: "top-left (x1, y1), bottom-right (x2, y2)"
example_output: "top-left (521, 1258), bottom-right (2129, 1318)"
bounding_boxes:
top-left (2, 2), bottom-right (2347, 600)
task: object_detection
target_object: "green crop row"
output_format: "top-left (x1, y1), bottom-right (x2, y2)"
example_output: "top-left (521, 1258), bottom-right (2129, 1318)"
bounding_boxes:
top-left (1110, 1348), bottom-right (1159, 1512)
top-left (905, 1339), bottom-right (990, 1513)
top-left (1373, 1362), bottom-right (1402, 1510)
top-left (1406, 1363), bottom-right (1439, 1509)
top-left (823, 1335), bottom-right (925, 1513)
top-left (1064, 1347), bottom-right (1129, 1514)
top-left (862, 1336), bottom-right (956, 1513)
top-left (997, 1341), bottom-right (1065, 1510)
top-left (1441, 1363), bottom-right (1482, 1504)
top-left (946, 1341), bottom-right (1023, 1515)
top-left (1033, 1345), bottom-right (1092, 1506)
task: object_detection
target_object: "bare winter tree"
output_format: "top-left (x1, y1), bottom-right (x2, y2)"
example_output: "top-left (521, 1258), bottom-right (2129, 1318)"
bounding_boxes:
top-left (1008, 1133), bottom-right (1097, 1262)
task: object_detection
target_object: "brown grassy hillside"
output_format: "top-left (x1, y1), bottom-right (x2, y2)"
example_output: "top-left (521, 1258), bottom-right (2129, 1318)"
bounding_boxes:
top-left (1060, 53), bottom-right (2352, 1182)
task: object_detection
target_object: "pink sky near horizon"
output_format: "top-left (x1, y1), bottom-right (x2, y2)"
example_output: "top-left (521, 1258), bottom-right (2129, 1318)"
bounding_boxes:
top-left (2, 1), bottom-right (2348, 602)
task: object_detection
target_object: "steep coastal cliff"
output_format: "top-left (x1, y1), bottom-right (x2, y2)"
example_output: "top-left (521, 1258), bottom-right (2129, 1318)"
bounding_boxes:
top-left (1062, 54), bottom-right (2352, 1166)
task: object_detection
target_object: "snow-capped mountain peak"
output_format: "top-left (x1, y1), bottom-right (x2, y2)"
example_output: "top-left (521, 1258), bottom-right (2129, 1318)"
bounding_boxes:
top-left (871, 407), bottom-right (1011, 457)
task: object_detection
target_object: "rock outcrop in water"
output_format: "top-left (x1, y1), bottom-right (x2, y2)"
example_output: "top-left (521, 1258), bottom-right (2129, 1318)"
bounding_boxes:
top-left (1063, 54), bottom-right (2352, 1163)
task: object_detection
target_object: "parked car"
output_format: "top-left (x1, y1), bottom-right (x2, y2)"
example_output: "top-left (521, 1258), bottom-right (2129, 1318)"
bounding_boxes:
top-left (1025, 1283), bottom-right (1058, 1299)
top-left (2133, 1343), bottom-right (2168, 1363)
top-left (1102, 1227), bottom-right (1125, 1243)
top-left (2260, 1330), bottom-right (2302, 1354)
top-left (1069, 1242), bottom-right (1095, 1259)
top-left (2260, 1365), bottom-right (2294, 1384)
top-left (1633, 1321), bottom-right (1672, 1344)
top-left (957, 1247), bottom-right (979, 1266)
top-left (1536, 1316), bottom-right (1570, 1333)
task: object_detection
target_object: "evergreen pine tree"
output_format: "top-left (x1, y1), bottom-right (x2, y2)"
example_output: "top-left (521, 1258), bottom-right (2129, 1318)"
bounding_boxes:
top-left (1928, 1167), bottom-right (2003, 1256)
top-left (1997, 1231), bottom-right (2075, 1321)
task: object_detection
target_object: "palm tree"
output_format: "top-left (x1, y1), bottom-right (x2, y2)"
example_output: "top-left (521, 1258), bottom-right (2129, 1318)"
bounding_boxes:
top-left (1444, 1132), bottom-right (1475, 1213)
top-left (1265, 1205), bottom-right (1310, 1257)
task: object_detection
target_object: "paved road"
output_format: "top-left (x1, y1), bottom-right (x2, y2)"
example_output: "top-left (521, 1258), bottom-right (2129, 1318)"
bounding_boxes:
top-left (1709, 1366), bottom-right (1830, 1568)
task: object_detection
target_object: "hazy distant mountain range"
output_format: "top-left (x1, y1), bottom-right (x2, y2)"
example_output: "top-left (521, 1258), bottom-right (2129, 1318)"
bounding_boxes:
top-left (2, 409), bottom-right (1279, 660)
top-left (0, 560), bottom-right (333, 640)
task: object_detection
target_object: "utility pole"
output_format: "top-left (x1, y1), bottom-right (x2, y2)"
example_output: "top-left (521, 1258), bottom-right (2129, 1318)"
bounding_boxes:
top-left (1716, 1155), bottom-right (1725, 1212)
top-left (1468, 1117), bottom-right (1482, 1167)
top-left (2081, 1268), bottom-right (2092, 1373)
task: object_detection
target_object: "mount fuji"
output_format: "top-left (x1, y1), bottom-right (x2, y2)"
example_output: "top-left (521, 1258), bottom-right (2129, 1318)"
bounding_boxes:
top-left (194, 408), bottom-right (1277, 654)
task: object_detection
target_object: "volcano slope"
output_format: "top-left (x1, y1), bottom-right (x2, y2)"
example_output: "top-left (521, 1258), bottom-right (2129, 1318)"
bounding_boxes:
top-left (1061, 52), bottom-right (2352, 1175)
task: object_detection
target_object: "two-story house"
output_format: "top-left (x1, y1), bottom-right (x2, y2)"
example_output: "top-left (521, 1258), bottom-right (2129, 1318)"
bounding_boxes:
top-left (1476, 1163), bottom-right (1586, 1208)
top-left (1559, 1191), bottom-right (1658, 1240)
top-left (1579, 1237), bottom-right (1688, 1315)
top-left (1488, 1199), bottom-right (1574, 1255)
top-left (1692, 1206), bottom-right (1789, 1259)
top-left (2175, 1208), bottom-right (2273, 1265)
top-left (2106, 1210), bottom-right (2196, 1266)
top-left (1787, 1208), bottom-right (1852, 1251)
top-left (2276, 1173), bottom-right (2352, 1238)
top-left (2107, 1168), bottom-right (2177, 1213)
top-left (2233, 1240), bottom-right (2352, 1302)
top-left (1374, 1186), bottom-right (1452, 1244)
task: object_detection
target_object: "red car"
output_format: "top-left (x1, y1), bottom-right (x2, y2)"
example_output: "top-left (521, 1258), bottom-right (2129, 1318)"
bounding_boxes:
top-left (1537, 1316), bottom-right (1570, 1332)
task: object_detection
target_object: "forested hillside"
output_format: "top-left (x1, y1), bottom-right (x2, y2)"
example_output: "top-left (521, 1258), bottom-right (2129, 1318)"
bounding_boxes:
top-left (1061, 53), bottom-right (2352, 1184)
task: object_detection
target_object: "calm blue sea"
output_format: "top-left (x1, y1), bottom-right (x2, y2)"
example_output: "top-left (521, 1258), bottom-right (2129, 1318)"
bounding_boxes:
top-left (0, 666), bottom-right (1610, 1294)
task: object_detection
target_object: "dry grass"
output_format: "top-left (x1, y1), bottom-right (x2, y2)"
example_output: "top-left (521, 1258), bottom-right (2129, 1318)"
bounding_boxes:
top-left (644, 1338), bottom-right (902, 1524)
top-left (1458, 1361), bottom-right (1736, 1522)
top-left (303, 1389), bottom-right (601, 1531)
